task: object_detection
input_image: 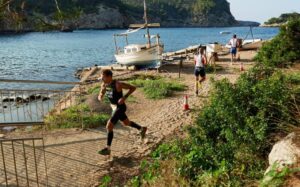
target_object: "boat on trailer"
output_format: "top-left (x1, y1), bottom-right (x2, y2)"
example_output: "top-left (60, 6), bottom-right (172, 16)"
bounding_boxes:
top-left (113, 0), bottom-right (164, 67)
top-left (225, 27), bottom-right (264, 50)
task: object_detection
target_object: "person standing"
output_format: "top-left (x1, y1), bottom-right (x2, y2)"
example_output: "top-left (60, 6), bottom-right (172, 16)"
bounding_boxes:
top-left (228, 34), bottom-right (240, 64)
top-left (194, 47), bottom-right (207, 96)
top-left (98, 69), bottom-right (147, 155)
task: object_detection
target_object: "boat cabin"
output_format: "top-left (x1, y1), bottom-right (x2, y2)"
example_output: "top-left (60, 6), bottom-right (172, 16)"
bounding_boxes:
top-left (124, 45), bottom-right (147, 54)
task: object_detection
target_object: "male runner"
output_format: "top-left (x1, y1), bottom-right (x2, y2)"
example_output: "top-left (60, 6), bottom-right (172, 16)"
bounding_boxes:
top-left (98, 69), bottom-right (147, 155)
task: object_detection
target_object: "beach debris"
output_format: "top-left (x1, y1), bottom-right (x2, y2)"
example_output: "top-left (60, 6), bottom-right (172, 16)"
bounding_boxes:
top-left (2, 98), bottom-right (15, 102)
top-left (28, 94), bottom-right (42, 101)
top-left (42, 96), bottom-right (50, 101)
top-left (3, 126), bottom-right (17, 132)
top-left (16, 97), bottom-right (29, 104)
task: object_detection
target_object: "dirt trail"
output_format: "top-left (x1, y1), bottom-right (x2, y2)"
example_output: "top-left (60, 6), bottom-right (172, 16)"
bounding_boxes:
top-left (1, 51), bottom-right (257, 186)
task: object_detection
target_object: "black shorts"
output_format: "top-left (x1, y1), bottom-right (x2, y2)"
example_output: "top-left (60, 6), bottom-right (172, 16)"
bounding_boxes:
top-left (194, 67), bottom-right (206, 77)
top-left (110, 104), bottom-right (127, 125)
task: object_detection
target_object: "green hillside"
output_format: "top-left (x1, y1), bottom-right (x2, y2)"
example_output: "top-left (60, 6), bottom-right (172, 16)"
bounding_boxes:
top-left (0, 0), bottom-right (237, 32)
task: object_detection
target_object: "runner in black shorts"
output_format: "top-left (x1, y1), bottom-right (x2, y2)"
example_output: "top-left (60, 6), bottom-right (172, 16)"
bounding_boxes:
top-left (194, 66), bottom-right (206, 77)
top-left (194, 47), bottom-right (207, 95)
top-left (97, 69), bottom-right (147, 155)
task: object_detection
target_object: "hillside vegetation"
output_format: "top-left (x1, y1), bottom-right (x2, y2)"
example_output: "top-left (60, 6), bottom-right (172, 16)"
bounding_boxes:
top-left (0, 0), bottom-right (238, 32)
top-left (264, 12), bottom-right (300, 25)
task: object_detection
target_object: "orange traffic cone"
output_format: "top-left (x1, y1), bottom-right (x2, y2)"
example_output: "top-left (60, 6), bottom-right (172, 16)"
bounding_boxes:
top-left (183, 95), bottom-right (190, 111)
top-left (240, 62), bottom-right (244, 71)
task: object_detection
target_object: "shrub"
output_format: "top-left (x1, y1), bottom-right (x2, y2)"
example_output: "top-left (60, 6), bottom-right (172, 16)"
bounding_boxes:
top-left (255, 18), bottom-right (300, 67)
top-left (143, 66), bottom-right (299, 186)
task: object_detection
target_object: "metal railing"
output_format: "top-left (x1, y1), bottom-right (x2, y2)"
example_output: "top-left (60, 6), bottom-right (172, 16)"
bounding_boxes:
top-left (0, 79), bottom-right (83, 128)
top-left (0, 137), bottom-right (48, 187)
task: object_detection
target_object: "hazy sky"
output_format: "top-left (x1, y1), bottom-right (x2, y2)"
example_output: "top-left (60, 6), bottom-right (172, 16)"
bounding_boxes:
top-left (227, 0), bottom-right (300, 23)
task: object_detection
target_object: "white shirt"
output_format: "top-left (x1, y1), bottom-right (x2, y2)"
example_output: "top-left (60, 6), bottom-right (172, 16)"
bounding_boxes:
top-left (195, 54), bottom-right (204, 67)
top-left (229, 38), bottom-right (237, 48)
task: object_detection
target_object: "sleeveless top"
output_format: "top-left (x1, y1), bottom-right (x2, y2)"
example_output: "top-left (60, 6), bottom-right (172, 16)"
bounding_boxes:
top-left (229, 38), bottom-right (237, 48)
top-left (195, 54), bottom-right (205, 68)
top-left (105, 80), bottom-right (123, 105)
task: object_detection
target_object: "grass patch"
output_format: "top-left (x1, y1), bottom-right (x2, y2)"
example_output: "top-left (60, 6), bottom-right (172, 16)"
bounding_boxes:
top-left (88, 75), bottom-right (186, 100)
top-left (88, 85), bottom-right (100, 94)
top-left (129, 77), bottom-right (186, 99)
top-left (287, 72), bottom-right (300, 85)
top-left (45, 104), bottom-right (109, 129)
top-left (260, 163), bottom-right (300, 187)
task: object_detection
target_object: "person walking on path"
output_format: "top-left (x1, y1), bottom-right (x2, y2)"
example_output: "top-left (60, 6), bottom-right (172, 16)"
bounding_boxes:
top-left (194, 47), bottom-right (207, 96)
top-left (228, 34), bottom-right (240, 64)
top-left (97, 69), bottom-right (147, 155)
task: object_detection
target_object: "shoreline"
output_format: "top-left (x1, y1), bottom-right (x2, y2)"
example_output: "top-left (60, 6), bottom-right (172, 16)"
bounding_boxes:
top-left (0, 25), bottom-right (266, 35)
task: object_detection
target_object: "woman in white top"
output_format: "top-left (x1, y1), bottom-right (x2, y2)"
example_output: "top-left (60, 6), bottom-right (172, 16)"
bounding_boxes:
top-left (194, 47), bottom-right (207, 95)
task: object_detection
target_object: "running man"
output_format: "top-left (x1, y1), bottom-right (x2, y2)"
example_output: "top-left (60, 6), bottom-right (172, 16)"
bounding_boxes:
top-left (194, 47), bottom-right (207, 95)
top-left (98, 69), bottom-right (147, 155)
top-left (228, 34), bottom-right (240, 64)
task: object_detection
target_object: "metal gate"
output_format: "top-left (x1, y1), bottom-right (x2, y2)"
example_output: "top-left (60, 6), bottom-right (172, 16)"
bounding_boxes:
top-left (0, 137), bottom-right (48, 187)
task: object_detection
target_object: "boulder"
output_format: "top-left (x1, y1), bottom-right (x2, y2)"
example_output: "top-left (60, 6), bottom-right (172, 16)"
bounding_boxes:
top-left (263, 133), bottom-right (300, 185)
top-left (85, 94), bottom-right (111, 114)
top-left (268, 133), bottom-right (300, 170)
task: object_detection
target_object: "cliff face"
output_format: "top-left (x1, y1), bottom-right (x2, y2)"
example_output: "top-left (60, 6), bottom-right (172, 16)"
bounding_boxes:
top-left (77, 5), bottom-right (128, 29)
top-left (0, 0), bottom-right (257, 32)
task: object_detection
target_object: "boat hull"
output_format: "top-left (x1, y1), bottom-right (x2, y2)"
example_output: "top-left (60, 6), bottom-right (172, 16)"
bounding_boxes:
top-left (240, 39), bottom-right (263, 50)
top-left (115, 45), bottom-right (163, 66)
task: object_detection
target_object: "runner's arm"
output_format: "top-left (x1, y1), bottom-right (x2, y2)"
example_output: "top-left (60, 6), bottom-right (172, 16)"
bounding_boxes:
top-left (116, 82), bottom-right (136, 105)
top-left (203, 55), bottom-right (208, 65)
top-left (98, 83), bottom-right (106, 101)
top-left (119, 82), bottom-right (136, 99)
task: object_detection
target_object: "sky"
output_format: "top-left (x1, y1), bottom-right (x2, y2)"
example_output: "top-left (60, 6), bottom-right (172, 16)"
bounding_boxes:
top-left (227, 0), bottom-right (300, 23)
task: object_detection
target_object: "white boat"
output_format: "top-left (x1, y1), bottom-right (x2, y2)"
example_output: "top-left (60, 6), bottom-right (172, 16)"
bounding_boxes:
top-left (240, 39), bottom-right (263, 50)
top-left (114, 43), bottom-right (163, 66)
top-left (220, 31), bottom-right (231, 35)
top-left (113, 0), bottom-right (164, 67)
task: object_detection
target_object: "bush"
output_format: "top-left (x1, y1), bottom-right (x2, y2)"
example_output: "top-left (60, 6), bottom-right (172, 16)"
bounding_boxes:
top-left (143, 66), bottom-right (299, 186)
top-left (45, 104), bottom-right (109, 129)
top-left (255, 18), bottom-right (300, 67)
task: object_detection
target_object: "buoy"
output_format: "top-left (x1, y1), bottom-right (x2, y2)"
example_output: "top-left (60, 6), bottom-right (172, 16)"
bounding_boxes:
top-left (183, 95), bottom-right (190, 111)
top-left (240, 62), bottom-right (244, 71)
